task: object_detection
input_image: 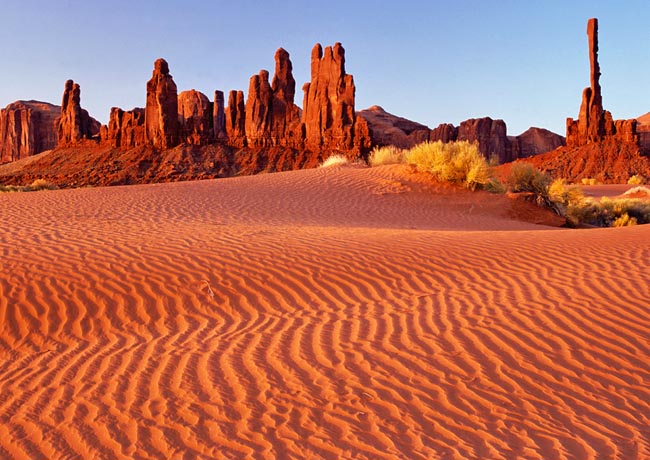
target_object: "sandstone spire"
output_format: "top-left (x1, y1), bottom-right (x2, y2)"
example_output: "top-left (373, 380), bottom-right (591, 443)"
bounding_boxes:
top-left (58, 80), bottom-right (98, 145)
top-left (566, 18), bottom-right (637, 148)
top-left (302, 43), bottom-right (357, 151)
top-left (145, 58), bottom-right (179, 149)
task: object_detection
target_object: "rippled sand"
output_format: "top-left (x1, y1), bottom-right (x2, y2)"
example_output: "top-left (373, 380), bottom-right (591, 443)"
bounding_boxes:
top-left (1, 165), bottom-right (648, 459)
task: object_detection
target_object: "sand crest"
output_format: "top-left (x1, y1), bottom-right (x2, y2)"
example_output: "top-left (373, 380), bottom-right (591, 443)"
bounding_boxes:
top-left (1, 165), bottom-right (648, 459)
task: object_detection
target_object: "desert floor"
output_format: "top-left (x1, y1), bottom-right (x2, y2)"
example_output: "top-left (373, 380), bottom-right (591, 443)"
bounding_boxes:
top-left (0, 165), bottom-right (648, 460)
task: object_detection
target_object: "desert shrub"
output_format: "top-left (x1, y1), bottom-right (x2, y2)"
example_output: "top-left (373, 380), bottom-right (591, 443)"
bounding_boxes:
top-left (581, 177), bottom-right (598, 186)
top-left (0, 179), bottom-right (58, 193)
top-left (25, 179), bottom-right (58, 191)
top-left (627, 174), bottom-right (645, 185)
top-left (319, 154), bottom-right (350, 168)
top-left (484, 178), bottom-right (507, 194)
top-left (547, 179), bottom-right (586, 220)
top-left (368, 145), bottom-right (404, 166)
top-left (566, 196), bottom-right (650, 227)
top-left (613, 213), bottom-right (637, 227)
top-left (404, 140), bottom-right (490, 190)
top-left (507, 164), bottom-right (551, 194)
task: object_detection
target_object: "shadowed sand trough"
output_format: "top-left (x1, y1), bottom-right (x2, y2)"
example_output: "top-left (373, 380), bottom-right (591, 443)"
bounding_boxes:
top-left (1, 165), bottom-right (648, 460)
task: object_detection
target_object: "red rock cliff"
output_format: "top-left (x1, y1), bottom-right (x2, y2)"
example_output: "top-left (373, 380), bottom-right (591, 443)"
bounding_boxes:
top-left (0, 101), bottom-right (60, 163)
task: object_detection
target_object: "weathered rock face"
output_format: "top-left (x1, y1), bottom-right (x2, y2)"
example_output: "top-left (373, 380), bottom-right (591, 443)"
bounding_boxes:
top-left (430, 123), bottom-right (459, 144)
top-left (458, 117), bottom-right (512, 163)
top-left (107, 107), bottom-right (145, 148)
top-left (302, 43), bottom-right (358, 151)
top-left (145, 58), bottom-right (179, 149)
top-left (178, 90), bottom-right (213, 145)
top-left (270, 48), bottom-right (303, 147)
top-left (243, 48), bottom-right (304, 148)
top-left (0, 101), bottom-right (60, 163)
top-left (512, 127), bottom-right (566, 158)
top-left (225, 90), bottom-right (246, 147)
top-left (245, 70), bottom-right (274, 147)
top-left (58, 80), bottom-right (100, 145)
top-left (566, 18), bottom-right (638, 148)
top-left (213, 91), bottom-right (226, 141)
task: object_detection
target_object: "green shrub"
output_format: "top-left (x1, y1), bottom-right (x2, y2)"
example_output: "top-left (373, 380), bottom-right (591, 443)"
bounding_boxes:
top-left (404, 140), bottom-right (490, 190)
top-left (368, 145), bottom-right (404, 166)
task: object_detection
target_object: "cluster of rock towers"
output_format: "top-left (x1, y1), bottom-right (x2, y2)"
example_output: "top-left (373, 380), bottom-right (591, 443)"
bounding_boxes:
top-left (61, 43), bottom-right (369, 154)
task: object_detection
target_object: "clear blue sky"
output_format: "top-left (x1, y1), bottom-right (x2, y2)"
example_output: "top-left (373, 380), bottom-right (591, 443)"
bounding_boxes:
top-left (1, 0), bottom-right (648, 136)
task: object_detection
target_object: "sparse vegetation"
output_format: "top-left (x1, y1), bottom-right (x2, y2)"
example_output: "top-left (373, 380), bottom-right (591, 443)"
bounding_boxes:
top-left (404, 140), bottom-right (491, 190)
top-left (0, 179), bottom-right (58, 193)
top-left (368, 145), bottom-right (404, 166)
top-left (542, 177), bottom-right (650, 227)
top-left (627, 174), bottom-right (646, 185)
top-left (581, 177), bottom-right (598, 186)
top-left (319, 154), bottom-right (350, 168)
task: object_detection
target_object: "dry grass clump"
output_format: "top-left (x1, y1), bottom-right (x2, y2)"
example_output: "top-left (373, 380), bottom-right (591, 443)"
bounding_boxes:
top-left (624, 186), bottom-right (650, 197)
top-left (627, 174), bottom-right (646, 185)
top-left (368, 145), bottom-right (404, 166)
top-left (404, 140), bottom-right (490, 190)
top-left (319, 154), bottom-right (350, 168)
top-left (0, 179), bottom-right (58, 193)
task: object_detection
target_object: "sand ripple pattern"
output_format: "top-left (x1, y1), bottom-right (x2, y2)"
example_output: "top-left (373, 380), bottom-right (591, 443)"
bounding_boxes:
top-left (1, 165), bottom-right (649, 460)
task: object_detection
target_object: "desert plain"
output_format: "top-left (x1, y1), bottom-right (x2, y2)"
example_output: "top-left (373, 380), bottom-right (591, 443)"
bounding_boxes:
top-left (0, 163), bottom-right (648, 460)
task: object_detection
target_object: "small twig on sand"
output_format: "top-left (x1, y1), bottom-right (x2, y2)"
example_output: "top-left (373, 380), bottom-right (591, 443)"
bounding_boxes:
top-left (202, 279), bottom-right (216, 300)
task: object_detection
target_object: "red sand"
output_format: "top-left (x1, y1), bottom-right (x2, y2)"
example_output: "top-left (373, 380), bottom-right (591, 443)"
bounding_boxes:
top-left (1, 164), bottom-right (648, 459)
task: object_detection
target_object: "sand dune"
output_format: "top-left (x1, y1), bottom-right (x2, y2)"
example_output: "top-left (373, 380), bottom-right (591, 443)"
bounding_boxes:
top-left (0, 164), bottom-right (648, 460)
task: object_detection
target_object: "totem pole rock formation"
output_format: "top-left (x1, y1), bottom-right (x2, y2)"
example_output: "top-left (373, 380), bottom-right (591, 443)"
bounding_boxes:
top-left (57, 80), bottom-right (99, 145)
top-left (145, 58), bottom-right (179, 149)
top-left (0, 101), bottom-right (59, 163)
top-left (302, 43), bottom-right (357, 151)
top-left (566, 18), bottom-right (638, 148)
top-left (270, 48), bottom-right (303, 147)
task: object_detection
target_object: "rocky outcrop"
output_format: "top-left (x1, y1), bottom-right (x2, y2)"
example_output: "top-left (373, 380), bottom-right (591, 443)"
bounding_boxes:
top-left (357, 106), bottom-right (430, 149)
top-left (245, 70), bottom-right (274, 147)
top-left (302, 43), bottom-right (358, 151)
top-left (458, 118), bottom-right (512, 163)
top-left (430, 123), bottom-right (459, 143)
top-left (358, 108), bottom-right (562, 162)
top-left (58, 80), bottom-right (100, 145)
top-left (106, 107), bottom-right (145, 148)
top-left (566, 18), bottom-right (638, 148)
top-left (225, 90), bottom-right (246, 147)
top-left (511, 127), bottom-right (565, 158)
top-left (145, 58), bottom-right (179, 149)
top-left (213, 91), bottom-right (226, 141)
top-left (178, 90), bottom-right (213, 145)
top-left (0, 101), bottom-right (60, 163)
